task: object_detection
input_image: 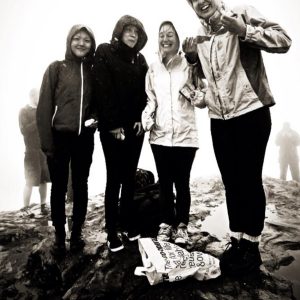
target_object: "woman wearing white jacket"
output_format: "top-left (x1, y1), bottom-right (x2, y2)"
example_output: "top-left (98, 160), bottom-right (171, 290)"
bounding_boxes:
top-left (142, 21), bottom-right (204, 244)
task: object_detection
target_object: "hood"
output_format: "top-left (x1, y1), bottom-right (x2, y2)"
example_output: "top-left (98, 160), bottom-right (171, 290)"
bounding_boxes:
top-left (158, 21), bottom-right (180, 57)
top-left (111, 15), bottom-right (148, 52)
top-left (65, 24), bottom-right (96, 61)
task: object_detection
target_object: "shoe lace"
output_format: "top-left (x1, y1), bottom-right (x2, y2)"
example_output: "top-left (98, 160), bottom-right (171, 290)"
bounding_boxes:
top-left (176, 227), bottom-right (188, 239)
top-left (158, 225), bottom-right (172, 236)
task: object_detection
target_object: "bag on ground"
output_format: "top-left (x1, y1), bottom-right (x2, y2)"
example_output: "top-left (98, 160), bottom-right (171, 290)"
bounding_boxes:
top-left (134, 238), bottom-right (221, 285)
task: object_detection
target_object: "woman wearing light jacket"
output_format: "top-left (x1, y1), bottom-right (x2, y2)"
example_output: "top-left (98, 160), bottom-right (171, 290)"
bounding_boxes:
top-left (183, 0), bottom-right (292, 275)
top-left (142, 21), bottom-right (204, 245)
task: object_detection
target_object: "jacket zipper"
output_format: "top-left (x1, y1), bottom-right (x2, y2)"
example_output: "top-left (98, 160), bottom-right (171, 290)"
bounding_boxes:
top-left (52, 105), bottom-right (58, 127)
top-left (209, 36), bottom-right (225, 120)
top-left (78, 62), bottom-right (84, 135)
top-left (169, 70), bottom-right (174, 147)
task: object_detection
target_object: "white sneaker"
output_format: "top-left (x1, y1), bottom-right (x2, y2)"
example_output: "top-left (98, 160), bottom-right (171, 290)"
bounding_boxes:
top-left (157, 223), bottom-right (173, 242)
top-left (174, 223), bottom-right (189, 244)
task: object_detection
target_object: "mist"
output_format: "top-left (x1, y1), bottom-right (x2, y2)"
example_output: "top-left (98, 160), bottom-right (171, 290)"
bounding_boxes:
top-left (1, 0), bottom-right (300, 211)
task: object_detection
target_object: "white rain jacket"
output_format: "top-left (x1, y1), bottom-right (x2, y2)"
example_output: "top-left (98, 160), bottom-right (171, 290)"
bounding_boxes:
top-left (142, 54), bottom-right (199, 148)
top-left (194, 5), bottom-right (292, 120)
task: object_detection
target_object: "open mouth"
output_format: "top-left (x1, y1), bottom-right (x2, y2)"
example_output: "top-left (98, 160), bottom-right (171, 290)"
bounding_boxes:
top-left (200, 4), bottom-right (210, 12)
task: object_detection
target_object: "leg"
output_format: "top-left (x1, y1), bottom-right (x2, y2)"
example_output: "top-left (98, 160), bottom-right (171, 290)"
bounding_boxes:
top-left (70, 130), bottom-right (94, 251)
top-left (173, 147), bottom-right (196, 227)
top-left (119, 128), bottom-right (144, 235)
top-left (151, 144), bottom-right (176, 226)
top-left (23, 184), bottom-right (33, 207)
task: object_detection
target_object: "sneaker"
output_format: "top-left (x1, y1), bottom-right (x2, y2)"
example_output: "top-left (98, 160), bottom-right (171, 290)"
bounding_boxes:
top-left (174, 223), bottom-right (189, 244)
top-left (157, 223), bottom-right (173, 242)
top-left (107, 233), bottom-right (124, 252)
top-left (124, 229), bottom-right (141, 242)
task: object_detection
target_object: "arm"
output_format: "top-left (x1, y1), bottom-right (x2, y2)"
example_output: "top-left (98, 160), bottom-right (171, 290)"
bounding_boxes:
top-left (233, 5), bottom-right (292, 53)
top-left (142, 68), bottom-right (157, 131)
top-left (92, 44), bottom-right (122, 130)
top-left (19, 108), bottom-right (36, 135)
top-left (36, 61), bottom-right (59, 156)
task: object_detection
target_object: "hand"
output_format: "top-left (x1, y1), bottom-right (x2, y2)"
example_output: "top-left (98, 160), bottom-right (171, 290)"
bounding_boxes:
top-left (133, 122), bottom-right (144, 136)
top-left (84, 118), bottom-right (98, 128)
top-left (182, 37), bottom-right (198, 63)
top-left (109, 127), bottom-right (125, 140)
top-left (220, 10), bottom-right (246, 37)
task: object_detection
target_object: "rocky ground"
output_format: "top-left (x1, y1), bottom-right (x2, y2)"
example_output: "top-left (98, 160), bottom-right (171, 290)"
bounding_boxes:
top-left (0, 177), bottom-right (299, 300)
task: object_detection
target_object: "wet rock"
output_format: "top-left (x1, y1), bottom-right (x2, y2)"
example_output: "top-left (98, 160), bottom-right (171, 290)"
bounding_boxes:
top-left (0, 177), bottom-right (299, 299)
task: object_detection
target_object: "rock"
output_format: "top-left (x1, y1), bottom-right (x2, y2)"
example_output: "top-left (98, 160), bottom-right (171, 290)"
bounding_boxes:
top-left (0, 177), bottom-right (299, 299)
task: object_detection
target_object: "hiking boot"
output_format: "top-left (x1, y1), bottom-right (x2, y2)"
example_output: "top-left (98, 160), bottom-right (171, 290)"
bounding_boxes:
top-left (174, 223), bottom-right (189, 244)
top-left (220, 237), bottom-right (239, 274)
top-left (52, 229), bottom-right (66, 256)
top-left (123, 229), bottom-right (141, 242)
top-left (107, 233), bottom-right (124, 252)
top-left (221, 238), bottom-right (262, 276)
top-left (40, 204), bottom-right (49, 215)
top-left (70, 231), bottom-right (86, 253)
top-left (157, 223), bottom-right (173, 242)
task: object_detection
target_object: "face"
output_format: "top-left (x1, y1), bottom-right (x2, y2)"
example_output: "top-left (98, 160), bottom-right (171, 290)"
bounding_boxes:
top-left (159, 24), bottom-right (179, 57)
top-left (122, 25), bottom-right (139, 48)
top-left (190, 0), bottom-right (219, 20)
top-left (71, 30), bottom-right (92, 58)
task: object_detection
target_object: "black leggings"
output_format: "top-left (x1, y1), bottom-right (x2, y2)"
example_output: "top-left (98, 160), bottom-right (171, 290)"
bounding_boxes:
top-left (47, 129), bottom-right (94, 229)
top-left (211, 107), bottom-right (271, 236)
top-left (100, 127), bottom-right (144, 233)
top-left (151, 144), bottom-right (197, 226)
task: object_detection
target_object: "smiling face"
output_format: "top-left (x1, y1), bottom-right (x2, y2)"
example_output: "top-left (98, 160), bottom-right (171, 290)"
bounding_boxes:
top-left (159, 24), bottom-right (179, 58)
top-left (121, 25), bottom-right (139, 48)
top-left (190, 0), bottom-right (220, 21)
top-left (70, 30), bottom-right (92, 58)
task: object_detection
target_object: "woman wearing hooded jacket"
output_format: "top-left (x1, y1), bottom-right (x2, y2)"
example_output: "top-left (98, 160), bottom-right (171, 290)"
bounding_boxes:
top-left (92, 15), bottom-right (148, 252)
top-left (37, 25), bottom-right (96, 254)
top-left (142, 21), bottom-right (204, 245)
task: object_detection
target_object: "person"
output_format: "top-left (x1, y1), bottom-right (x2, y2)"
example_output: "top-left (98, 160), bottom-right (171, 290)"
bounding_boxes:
top-left (183, 0), bottom-right (292, 275)
top-left (142, 21), bottom-right (205, 245)
top-left (92, 15), bottom-right (148, 252)
top-left (19, 88), bottom-right (50, 215)
top-left (276, 122), bottom-right (300, 182)
top-left (37, 24), bottom-right (97, 254)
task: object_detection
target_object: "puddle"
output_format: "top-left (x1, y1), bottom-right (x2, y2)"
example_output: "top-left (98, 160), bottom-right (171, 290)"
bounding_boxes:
top-left (201, 202), bottom-right (300, 299)
top-left (201, 202), bottom-right (229, 239)
top-left (275, 250), bottom-right (300, 300)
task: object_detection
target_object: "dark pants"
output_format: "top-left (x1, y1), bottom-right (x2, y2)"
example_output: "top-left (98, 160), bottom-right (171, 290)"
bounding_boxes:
top-left (151, 144), bottom-right (197, 226)
top-left (211, 107), bottom-right (271, 237)
top-left (100, 127), bottom-right (144, 233)
top-left (47, 129), bottom-right (94, 230)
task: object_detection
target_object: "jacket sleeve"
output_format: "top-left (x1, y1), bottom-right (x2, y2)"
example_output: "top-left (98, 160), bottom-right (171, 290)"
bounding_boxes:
top-left (36, 61), bottom-right (59, 155)
top-left (142, 67), bottom-right (157, 131)
top-left (92, 44), bottom-right (122, 130)
top-left (236, 5), bottom-right (292, 53)
top-left (19, 108), bottom-right (36, 136)
top-left (135, 53), bottom-right (149, 123)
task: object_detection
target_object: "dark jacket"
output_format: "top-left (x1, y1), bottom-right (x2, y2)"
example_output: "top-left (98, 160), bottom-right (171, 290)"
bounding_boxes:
top-left (37, 24), bottom-right (96, 155)
top-left (19, 105), bottom-right (41, 151)
top-left (92, 15), bottom-right (148, 130)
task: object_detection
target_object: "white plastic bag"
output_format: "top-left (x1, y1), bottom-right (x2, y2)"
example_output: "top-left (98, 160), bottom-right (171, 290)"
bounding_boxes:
top-left (134, 238), bottom-right (221, 285)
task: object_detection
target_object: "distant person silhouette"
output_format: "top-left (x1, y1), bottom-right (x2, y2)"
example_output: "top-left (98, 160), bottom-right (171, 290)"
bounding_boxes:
top-left (19, 88), bottom-right (50, 215)
top-left (276, 122), bottom-right (300, 182)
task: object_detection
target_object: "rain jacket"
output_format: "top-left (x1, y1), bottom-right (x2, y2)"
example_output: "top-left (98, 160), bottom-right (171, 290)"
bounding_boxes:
top-left (92, 15), bottom-right (148, 130)
top-left (142, 53), bottom-right (199, 148)
top-left (37, 24), bottom-right (96, 155)
top-left (188, 3), bottom-right (292, 120)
